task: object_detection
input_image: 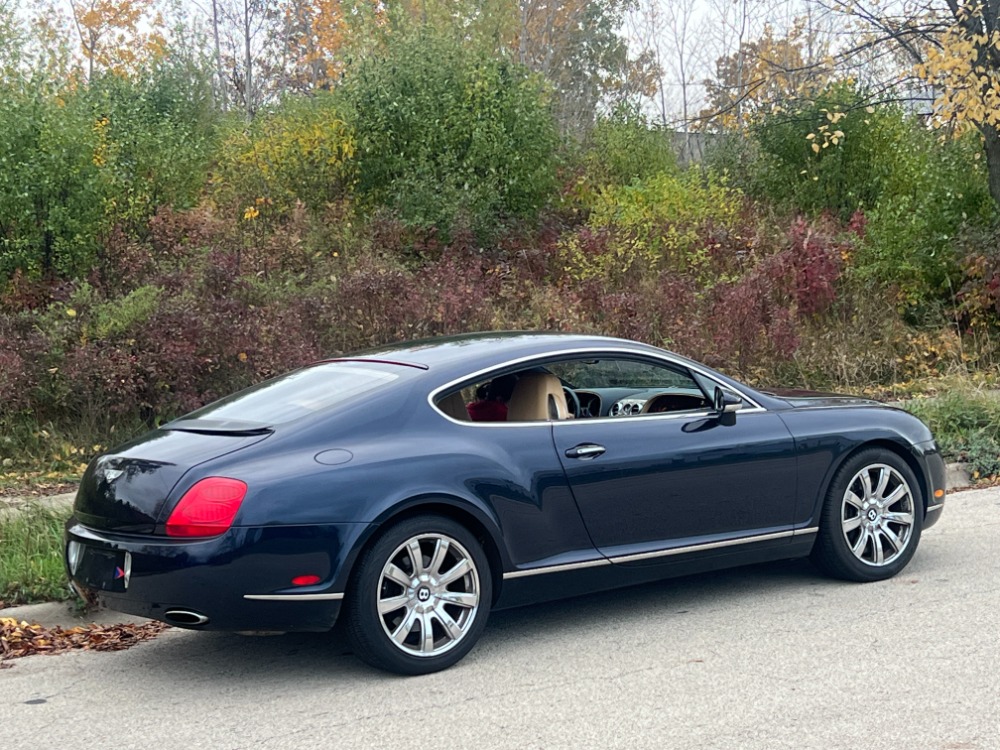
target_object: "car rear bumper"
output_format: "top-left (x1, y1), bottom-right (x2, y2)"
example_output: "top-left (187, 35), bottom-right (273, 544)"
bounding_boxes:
top-left (65, 519), bottom-right (373, 632)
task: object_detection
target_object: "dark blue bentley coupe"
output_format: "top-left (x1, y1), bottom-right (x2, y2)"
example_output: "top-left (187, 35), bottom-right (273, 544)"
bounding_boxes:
top-left (65, 332), bottom-right (946, 674)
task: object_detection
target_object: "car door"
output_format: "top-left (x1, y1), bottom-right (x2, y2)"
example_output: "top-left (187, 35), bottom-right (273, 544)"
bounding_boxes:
top-left (548, 356), bottom-right (799, 561)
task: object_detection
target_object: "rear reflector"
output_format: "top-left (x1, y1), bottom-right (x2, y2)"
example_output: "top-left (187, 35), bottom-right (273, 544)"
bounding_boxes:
top-left (165, 477), bottom-right (247, 537)
top-left (291, 575), bottom-right (322, 586)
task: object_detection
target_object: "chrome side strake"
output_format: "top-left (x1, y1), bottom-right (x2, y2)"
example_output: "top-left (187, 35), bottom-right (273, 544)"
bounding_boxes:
top-left (926, 503), bottom-right (944, 512)
top-left (608, 527), bottom-right (818, 565)
top-left (502, 557), bottom-right (612, 580)
top-left (243, 592), bottom-right (345, 601)
top-left (501, 527), bottom-right (819, 580)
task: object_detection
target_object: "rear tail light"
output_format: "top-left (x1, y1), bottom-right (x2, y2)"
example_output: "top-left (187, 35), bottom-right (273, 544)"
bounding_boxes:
top-left (165, 477), bottom-right (247, 537)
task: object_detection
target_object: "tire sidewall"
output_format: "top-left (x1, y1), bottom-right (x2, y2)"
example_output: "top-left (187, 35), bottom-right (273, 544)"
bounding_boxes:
top-left (346, 514), bottom-right (493, 675)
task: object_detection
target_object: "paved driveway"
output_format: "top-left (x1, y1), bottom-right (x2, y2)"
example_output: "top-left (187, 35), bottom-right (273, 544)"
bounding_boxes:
top-left (4, 488), bottom-right (999, 750)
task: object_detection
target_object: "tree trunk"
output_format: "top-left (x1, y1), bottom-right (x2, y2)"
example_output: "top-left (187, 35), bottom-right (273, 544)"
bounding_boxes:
top-left (983, 122), bottom-right (1000, 209)
top-left (244, 0), bottom-right (253, 121)
top-left (211, 0), bottom-right (226, 109)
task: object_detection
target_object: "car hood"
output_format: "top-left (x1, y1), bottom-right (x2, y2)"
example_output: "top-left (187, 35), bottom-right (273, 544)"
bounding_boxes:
top-left (760, 387), bottom-right (882, 409)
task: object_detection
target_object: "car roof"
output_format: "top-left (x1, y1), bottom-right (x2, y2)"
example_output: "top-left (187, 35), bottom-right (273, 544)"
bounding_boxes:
top-left (347, 332), bottom-right (667, 373)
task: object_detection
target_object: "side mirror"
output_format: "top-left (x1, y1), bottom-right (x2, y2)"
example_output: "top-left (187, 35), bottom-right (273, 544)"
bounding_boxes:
top-left (712, 387), bottom-right (741, 425)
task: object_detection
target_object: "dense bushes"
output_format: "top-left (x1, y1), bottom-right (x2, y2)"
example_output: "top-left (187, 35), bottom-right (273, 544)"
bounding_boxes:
top-left (6, 44), bottom-right (1000, 487)
top-left (711, 84), bottom-right (996, 303)
top-left (338, 29), bottom-right (560, 236)
top-left (0, 65), bottom-right (217, 281)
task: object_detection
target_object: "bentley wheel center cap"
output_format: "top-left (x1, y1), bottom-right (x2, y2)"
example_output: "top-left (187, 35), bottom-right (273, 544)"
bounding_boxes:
top-left (417, 586), bottom-right (432, 602)
top-left (867, 509), bottom-right (879, 522)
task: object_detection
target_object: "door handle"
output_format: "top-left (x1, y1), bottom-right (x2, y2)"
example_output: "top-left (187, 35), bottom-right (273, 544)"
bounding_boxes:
top-left (565, 443), bottom-right (606, 459)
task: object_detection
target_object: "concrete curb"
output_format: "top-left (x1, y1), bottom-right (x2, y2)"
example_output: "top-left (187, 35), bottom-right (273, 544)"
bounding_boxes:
top-left (0, 490), bottom-right (75, 521)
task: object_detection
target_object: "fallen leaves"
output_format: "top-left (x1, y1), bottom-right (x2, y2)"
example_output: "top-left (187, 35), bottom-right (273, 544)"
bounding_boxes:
top-left (1, 617), bottom-right (169, 664)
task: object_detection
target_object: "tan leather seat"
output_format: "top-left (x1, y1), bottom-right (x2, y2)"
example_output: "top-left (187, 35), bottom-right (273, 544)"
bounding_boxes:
top-left (507, 373), bottom-right (570, 421)
top-left (437, 391), bottom-right (468, 421)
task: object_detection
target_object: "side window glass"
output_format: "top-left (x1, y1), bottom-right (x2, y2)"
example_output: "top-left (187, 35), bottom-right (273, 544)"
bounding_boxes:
top-left (546, 358), bottom-right (709, 418)
top-left (433, 357), bottom-right (721, 423)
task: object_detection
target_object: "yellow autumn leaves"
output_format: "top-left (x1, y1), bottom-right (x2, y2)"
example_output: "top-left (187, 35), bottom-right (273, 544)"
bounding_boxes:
top-left (915, 9), bottom-right (1000, 129)
top-left (806, 109), bottom-right (847, 154)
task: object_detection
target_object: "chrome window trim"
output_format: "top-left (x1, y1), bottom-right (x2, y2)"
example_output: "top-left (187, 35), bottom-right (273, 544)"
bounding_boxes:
top-left (243, 592), bottom-right (345, 601)
top-left (427, 347), bottom-right (766, 427)
top-left (501, 527), bottom-right (818, 579)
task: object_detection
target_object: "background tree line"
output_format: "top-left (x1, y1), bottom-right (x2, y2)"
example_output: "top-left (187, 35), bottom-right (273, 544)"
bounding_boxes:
top-left (5, 0), bottom-right (1000, 485)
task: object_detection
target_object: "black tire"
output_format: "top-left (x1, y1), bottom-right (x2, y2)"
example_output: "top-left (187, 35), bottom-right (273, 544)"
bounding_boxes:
top-left (344, 514), bottom-right (492, 675)
top-left (811, 448), bottom-right (924, 582)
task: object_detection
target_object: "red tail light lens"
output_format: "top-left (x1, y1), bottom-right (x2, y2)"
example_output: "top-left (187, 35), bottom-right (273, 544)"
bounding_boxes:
top-left (165, 477), bottom-right (247, 537)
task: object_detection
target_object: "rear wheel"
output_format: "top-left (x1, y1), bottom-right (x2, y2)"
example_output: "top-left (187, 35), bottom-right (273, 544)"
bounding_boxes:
top-left (811, 449), bottom-right (923, 582)
top-left (344, 515), bottom-right (492, 675)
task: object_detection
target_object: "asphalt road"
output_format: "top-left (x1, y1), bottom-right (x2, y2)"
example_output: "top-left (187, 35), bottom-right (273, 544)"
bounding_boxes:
top-left (4, 487), bottom-right (999, 750)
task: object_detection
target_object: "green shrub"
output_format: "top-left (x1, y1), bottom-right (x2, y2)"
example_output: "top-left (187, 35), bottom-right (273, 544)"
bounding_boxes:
top-left (904, 388), bottom-right (1000, 478)
top-left (566, 170), bottom-right (743, 281)
top-left (583, 107), bottom-right (677, 187)
top-left (0, 84), bottom-right (107, 279)
top-left (215, 94), bottom-right (356, 219)
top-left (0, 61), bottom-right (218, 282)
top-left (84, 65), bottom-right (217, 234)
top-left (720, 83), bottom-right (995, 302)
top-left (337, 28), bottom-right (559, 237)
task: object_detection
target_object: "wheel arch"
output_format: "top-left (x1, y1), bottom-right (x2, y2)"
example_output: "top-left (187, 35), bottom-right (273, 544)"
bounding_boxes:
top-left (823, 439), bottom-right (930, 517)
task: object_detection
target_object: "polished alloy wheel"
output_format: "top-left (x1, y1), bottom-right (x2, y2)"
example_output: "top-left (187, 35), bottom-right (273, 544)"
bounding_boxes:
top-left (841, 463), bottom-right (915, 567)
top-left (377, 533), bottom-right (481, 657)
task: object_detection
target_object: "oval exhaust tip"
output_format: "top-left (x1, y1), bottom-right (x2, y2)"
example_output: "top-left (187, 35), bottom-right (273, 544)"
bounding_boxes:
top-left (164, 609), bottom-right (210, 626)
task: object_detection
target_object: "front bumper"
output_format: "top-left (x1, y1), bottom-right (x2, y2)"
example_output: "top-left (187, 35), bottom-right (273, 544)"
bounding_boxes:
top-left (65, 519), bottom-right (373, 631)
top-left (914, 439), bottom-right (946, 530)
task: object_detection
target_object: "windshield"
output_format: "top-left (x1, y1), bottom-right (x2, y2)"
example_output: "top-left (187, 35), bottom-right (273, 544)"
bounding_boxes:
top-left (177, 361), bottom-right (409, 426)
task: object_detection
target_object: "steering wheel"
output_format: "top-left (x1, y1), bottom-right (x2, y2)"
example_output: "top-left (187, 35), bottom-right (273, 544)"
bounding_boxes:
top-left (562, 386), bottom-right (582, 418)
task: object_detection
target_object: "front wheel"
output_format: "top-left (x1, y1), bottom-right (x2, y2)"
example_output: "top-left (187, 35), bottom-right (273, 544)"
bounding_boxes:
top-left (344, 515), bottom-right (492, 675)
top-left (811, 449), bottom-right (923, 582)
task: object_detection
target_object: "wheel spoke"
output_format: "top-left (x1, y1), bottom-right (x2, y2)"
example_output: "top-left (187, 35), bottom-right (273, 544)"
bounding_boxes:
top-left (872, 530), bottom-right (885, 564)
top-left (435, 607), bottom-right (464, 642)
top-left (439, 558), bottom-right (472, 586)
top-left (384, 563), bottom-right (412, 589)
top-left (859, 470), bottom-right (873, 500)
top-left (843, 515), bottom-right (862, 533)
top-left (421, 613), bottom-right (435, 654)
top-left (873, 468), bottom-right (889, 500)
top-left (428, 538), bottom-right (450, 578)
top-left (883, 484), bottom-right (908, 507)
top-left (378, 595), bottom-right (410, 615)
top-left (883, 510), bottom-right (913, 527)
top-left (391, 609), bottom-right (418, 645)
top-left (407, 540), bottom-right (425, 575)
top-left (852, 528), bottom-right (870, 558)
top-left (438, 590), bottom-right (478, 608)
top-left (845, 491), bottom-right (864, 510)
top-left (882, 526), bottom-right (903, 553)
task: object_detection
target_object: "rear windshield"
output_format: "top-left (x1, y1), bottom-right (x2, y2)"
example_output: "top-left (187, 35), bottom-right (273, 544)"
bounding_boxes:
top-left (180, 361), bottom-right (409, 426)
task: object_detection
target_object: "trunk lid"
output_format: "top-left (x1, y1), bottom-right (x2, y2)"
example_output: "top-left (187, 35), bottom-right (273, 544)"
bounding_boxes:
top-left (74, 425), bottom-right (270, 533)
